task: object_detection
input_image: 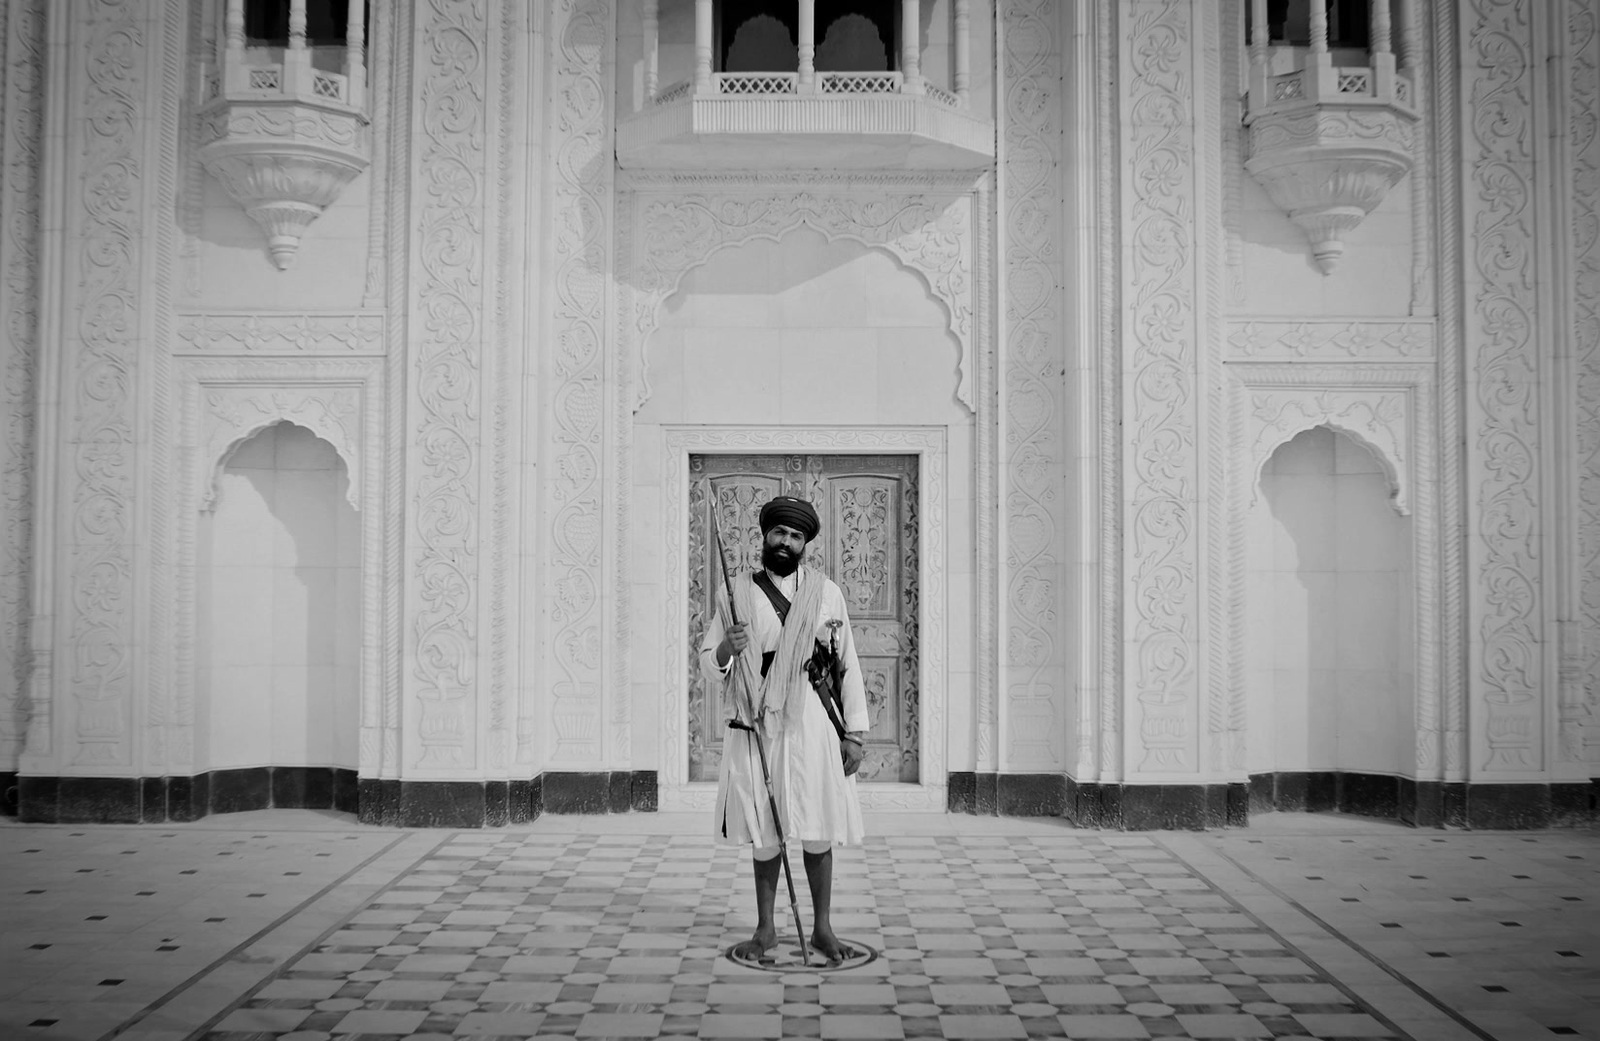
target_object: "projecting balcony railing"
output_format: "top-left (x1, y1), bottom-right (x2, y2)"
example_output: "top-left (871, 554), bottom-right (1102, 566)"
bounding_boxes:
top-left (655, 70), bottom-right (964, 108)
top-left (1261, 63), bottom-right (1413, 112)
top-left (206, 59), bottom-right (356, 108)
top-left (714, 72), bottom-right (797, 95)
top-left (624, 0), bottom-right (990, 174)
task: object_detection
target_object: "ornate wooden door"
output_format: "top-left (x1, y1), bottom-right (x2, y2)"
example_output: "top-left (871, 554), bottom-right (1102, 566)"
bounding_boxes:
top-left (687, 454), bottom-right (920, 784)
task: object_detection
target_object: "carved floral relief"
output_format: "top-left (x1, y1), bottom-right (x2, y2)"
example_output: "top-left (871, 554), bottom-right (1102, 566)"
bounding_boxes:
top-left (1000, 0), bottom-right (1064, 770)
top-left (1466, 0), bottom-right (1544, 774)
top-left (547, 0), bottom-right (614, 764)
top-left (0, 0), bottom-right (44, 769)
top-left (1123, 0), bottom-right (1201, 774)
top-left (1568, 0), bottom-right (1600, 763)
top-left (408, 0), bottom-right (491, 771)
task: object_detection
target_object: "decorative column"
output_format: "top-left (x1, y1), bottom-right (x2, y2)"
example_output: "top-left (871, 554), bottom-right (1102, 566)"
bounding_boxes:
top-left (345, 0), bottom-right (366, 111)
top-left (1370, 0), bottom-right (1394, 95)
top-left (644, 0), bottom-right (658, 100)
top-left (223, 0), bottom-right (245, 92)
top-left (1301, 0), bottom-right (1330, 97)
top-left (954, 0), bottom-right (970, 101)
top-left (694, 0), bottom-right (712, 94)
top-left (901, 0), bottom-right (922, 92)
top-left (285, 0), bottom-right (309, 94)
top-left (798, 0), bottom-right (815, 93)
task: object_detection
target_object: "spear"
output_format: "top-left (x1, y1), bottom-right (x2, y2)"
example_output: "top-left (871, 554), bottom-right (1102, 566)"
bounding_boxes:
top-left (712, 508), bottom-right (810, 966)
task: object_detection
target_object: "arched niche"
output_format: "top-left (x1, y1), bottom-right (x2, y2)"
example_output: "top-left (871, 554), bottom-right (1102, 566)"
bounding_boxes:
top-left (1246, 425), bottom-right (1416, 783)
top-left (164, 359), bottom-right (389, 779)
top-left (196, 421), bottom-right (362, 777)
top-left (1221, 368), bottom-right (1448, 786)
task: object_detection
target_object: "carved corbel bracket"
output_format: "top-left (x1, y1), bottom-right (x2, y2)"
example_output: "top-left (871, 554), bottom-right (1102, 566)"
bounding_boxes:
top-left (1245, 103), bottom-right (1415, 274)
top-left (197, 100), bottom-right (370, 270)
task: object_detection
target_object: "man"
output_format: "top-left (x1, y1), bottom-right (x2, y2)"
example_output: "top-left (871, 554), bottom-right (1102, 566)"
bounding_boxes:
top-left (701, 495), bottom-right (870, 963)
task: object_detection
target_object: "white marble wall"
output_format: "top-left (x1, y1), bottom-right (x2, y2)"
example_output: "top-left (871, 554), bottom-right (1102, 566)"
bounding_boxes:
top-left (1, 0), bottom-right (1597, 811)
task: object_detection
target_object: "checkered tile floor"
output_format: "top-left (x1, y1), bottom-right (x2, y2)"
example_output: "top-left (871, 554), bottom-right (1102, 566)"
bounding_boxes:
top-left (7, 811), bottom-right (1595, 1041)
top-left (199, 831), bottom-right (1400, 1040)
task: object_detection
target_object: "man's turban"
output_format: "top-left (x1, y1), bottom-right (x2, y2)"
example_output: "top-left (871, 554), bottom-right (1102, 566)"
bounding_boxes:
top-left (758, 496), bottom-right (821, 542)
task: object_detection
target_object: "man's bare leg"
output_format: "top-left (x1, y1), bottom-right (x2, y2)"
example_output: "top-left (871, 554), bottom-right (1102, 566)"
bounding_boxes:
top-left (732, 852), bottom-right (780, 960)
top-left (803, 847), bottom-right (851, 962)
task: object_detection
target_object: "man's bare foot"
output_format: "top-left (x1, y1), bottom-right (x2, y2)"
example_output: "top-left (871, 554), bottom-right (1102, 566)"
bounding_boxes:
top-left (809, 928), bottom-right (854, 964)
top-left (731, 925), bottom-right (778, 961)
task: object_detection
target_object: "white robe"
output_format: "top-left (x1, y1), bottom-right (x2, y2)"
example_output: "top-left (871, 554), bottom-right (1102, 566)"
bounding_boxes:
top-left (701, 567), bottom-right (869, 848)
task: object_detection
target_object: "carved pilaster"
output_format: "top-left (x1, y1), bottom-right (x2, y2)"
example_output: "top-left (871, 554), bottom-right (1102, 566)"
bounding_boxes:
top-left (999, 0), bottom-right (1065, 771)
top-left (404, 0), bottom-right (503, 775)
top-left (543, 0), bottom-right (615, 766)
top-left (1095, 0), bottom-right (1121, 782)
top-left (1433, 0), bottom-right (1467, 778)
top-left (29, 0), bottom-right (177, 772)
top-left (0, 0), bottom-right (44, 774)
top-left (1563, 0), bottom-right (1600, 764)
top-left (1119, 0), bottom-right (1203, 778)
top-left (1461, 0), bottom-right (1547, 777)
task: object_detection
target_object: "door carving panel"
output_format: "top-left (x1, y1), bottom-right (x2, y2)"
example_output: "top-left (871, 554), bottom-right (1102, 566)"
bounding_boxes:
top-left (688, 454), bottom-right (920, 783)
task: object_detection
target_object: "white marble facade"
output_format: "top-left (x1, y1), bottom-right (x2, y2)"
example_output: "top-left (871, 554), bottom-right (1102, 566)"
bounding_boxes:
top-left (0, 0), bottom-right (1596, 827)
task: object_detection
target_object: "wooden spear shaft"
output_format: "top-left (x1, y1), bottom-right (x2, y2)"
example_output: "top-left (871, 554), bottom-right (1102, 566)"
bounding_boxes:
top-left (711, 509), bottom-right (811, 965)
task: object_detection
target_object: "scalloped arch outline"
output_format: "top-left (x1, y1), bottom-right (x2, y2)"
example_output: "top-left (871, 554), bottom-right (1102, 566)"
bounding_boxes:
top-left (1249, 420), bottom-right (1408, 516)
top-left (623, 187), bottom-right (976, 415)
top-left (202, 414), bottom-right (361, 514)
top-left (645, 226), bottom-right (965, 410)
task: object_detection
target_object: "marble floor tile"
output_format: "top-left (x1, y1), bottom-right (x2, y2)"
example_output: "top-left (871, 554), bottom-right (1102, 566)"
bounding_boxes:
top-left (2, 810), bottom-right (1596, 1040)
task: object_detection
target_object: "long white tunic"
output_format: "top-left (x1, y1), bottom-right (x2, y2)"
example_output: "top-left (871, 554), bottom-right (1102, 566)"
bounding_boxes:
top-left (701, 567), bottom-right (869, 848)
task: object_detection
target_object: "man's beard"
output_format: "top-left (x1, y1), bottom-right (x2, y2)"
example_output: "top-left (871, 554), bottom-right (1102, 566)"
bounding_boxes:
top-left (761, 541), bottom-right (803, 577)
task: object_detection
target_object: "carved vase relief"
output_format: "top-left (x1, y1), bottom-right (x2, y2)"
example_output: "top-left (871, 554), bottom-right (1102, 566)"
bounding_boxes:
top-left (687, 454), bottom-right (920, 784)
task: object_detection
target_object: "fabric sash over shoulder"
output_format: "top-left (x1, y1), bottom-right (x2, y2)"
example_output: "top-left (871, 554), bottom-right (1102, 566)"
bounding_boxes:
top-left (727, 568), bottom-right (828, 729)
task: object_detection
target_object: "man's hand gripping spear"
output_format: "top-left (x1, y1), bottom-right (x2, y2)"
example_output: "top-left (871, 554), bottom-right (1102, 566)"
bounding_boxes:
top-left (712, 510), bottom-right (812, 967)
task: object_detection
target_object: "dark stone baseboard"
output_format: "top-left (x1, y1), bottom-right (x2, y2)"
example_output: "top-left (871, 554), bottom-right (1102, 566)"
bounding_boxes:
top-left (22, 766), bottom-right (362, 824)
top-left (946, 773), bottom-right (1068, 817)
top-left (630, 771), bottom-right (658, 812)
top-left (1, 770), bottom-right (18, 816)
top-left (1059, 782), bottom-right (1248, 830)
top-left (946, 771), bottom-right (976, 813)
top-left (1250, 772), bottom-right (1599, 829)
top-left (538, 770), bottom-right (659, 815)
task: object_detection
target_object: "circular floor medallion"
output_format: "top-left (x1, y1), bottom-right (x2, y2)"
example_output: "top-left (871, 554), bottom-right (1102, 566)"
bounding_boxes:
top-left (725, 937), bottom-right (879, 973)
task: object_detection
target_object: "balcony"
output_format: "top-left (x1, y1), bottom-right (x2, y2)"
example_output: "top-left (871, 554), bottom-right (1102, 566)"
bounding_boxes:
top-left (1242, 0), bottom-right (1419, 274)
top-left (196, 1), bottom-right (369, 270)
top-left (618, 0), bottom-right (992, 172)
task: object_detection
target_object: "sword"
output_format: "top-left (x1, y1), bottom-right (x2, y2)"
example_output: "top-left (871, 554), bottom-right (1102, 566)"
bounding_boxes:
top-left (711, 508), bottom-right (811, 966)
